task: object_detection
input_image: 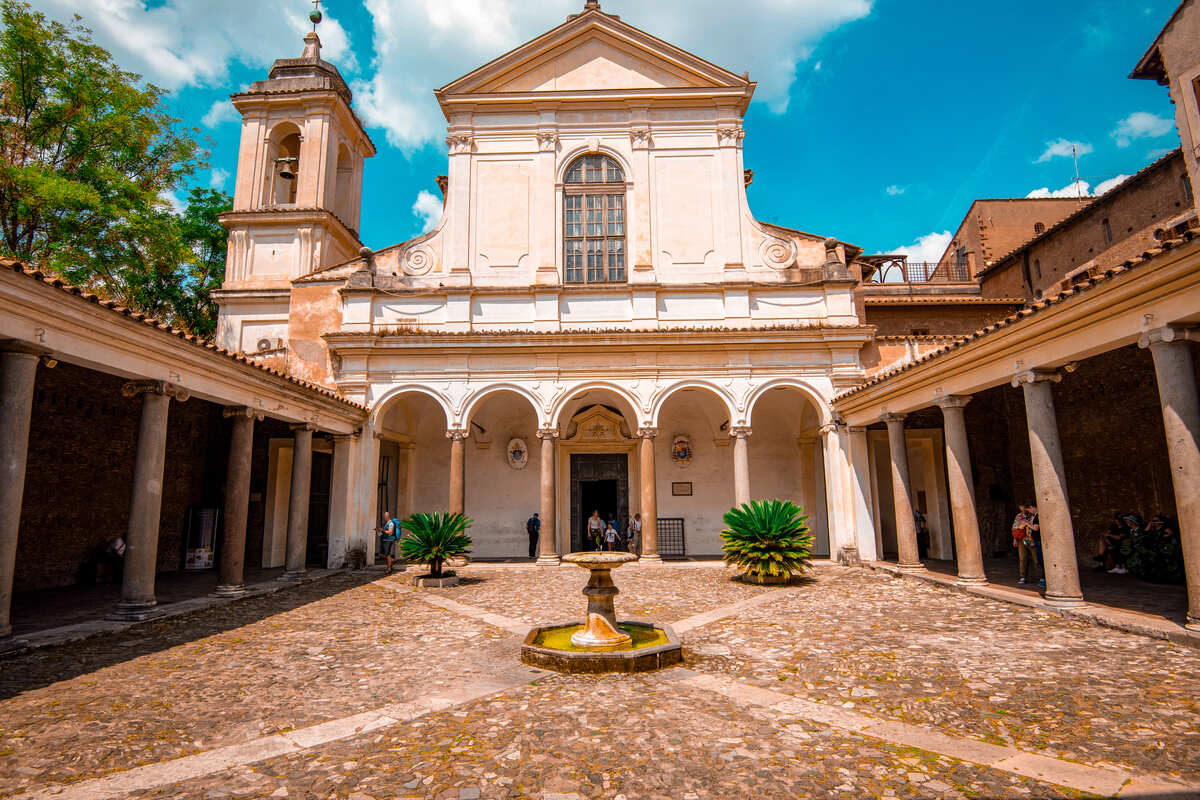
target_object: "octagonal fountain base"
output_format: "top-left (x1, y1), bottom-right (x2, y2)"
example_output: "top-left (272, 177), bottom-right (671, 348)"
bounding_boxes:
top-left (520, 619), bottom-right (683, 674)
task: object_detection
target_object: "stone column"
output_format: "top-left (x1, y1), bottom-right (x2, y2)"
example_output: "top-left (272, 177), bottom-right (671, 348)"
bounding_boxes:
top-left (110, 380), bottom-right (189, 620)
top-left (447, 430), bottom-right (468, 515)
top-left (215, 407), bottom-right (259, 596)
top-left (280, 423), bottom-right (315, 582)
top-left (1013, 369), bottom-right (1083, 607)
top-left (0, 343), bottom-right (41, 639)
top-left (1140, 327), bottom-right (1200, 630)
top-left (938, 395), bottom-right (987, 585)
top-left (638, 428), bottom-right (661, 563)
top-left (536, 428), bottom-right (560, 565)
top-left (884, 413), bottom-right (923, 571)
top-left (731, 426), bottom-right (752, 508)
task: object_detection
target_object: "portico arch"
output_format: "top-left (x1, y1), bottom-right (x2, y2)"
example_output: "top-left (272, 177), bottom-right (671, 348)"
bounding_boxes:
top-left (462, 384), bottom-right (545, 429)
top-left (550, 382), bottom-right (644, 430)
top-left (649, 380), bottom-right (737, 429)
top-left (743, 384), bottom-right (832, 557)
top-left (744, 378), bottom-right (831, 428)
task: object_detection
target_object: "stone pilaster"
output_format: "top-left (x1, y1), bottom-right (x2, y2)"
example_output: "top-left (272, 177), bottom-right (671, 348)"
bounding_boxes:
top-left (446, 429), bottom-right (469, 515)
top-left (730, 426), bottom-right (752, 508)
top-left (536, 428), bottom-right (559, 566)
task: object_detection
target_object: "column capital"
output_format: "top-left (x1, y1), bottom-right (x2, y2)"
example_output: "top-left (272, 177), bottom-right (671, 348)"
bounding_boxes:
top-left (536, 427), bottom-right (560, 440)
top-left (122, 380), bottom-right (189, 402)
top-left (936, 394), bottom-right (973, 410)
top-left (1138, 325), bottom-right (1198, 349)
top-left (636, 427), bottom-right (658, 439)
top-left (445, 429), bottom-right (470, 441)
top-left (289, 422), bottom-right (317, 432)
top-left (1012, 368), bottom-right (1062, 388)
top-left (818, 421), bottom-right (843, 435)
top-left (729, 426), bottom-right (752, 439)
top-left (223, 406), bottom-right (264, 421)
top-left (881, 412), bottom-right (906, 425)
top-left (847, 425), bottom-right (870, 434)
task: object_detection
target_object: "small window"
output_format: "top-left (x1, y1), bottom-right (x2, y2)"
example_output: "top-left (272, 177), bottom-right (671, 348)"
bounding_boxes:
top-left (1102, 218), bottom-right (1113, 244)
top-left (1034, 222), bottom-right (1045, 235)
top-left (1184, 173), bottom-right (1195, 205)
top-left (911, 328), bottom-right (930, 337)
top-left (1034, 259), bottom-right (1042, 280)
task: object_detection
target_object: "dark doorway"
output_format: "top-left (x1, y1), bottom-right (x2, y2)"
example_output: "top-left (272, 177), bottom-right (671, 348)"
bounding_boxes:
top-left (570, 453), bottom-right (629, 552)
top-left (307, 451), bottom-right (332, 567)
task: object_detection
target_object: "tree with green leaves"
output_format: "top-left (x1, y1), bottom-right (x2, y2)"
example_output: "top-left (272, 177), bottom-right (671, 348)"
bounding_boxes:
top-left (0, 0), bottom-right (230, 337)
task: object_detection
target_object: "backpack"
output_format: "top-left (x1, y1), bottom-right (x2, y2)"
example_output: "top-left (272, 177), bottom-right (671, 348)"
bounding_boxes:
top-left (382, 518), bottom-right (400, 541)
top-left (527, 518), bottom-right (538, 535)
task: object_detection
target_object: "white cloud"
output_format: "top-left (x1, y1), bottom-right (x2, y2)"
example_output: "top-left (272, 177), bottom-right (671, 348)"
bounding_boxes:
top-left (201, 100), bottom-right (239, 128)
top-left (412, 190), bottom-right (443, 233)
top-left (355, 0), bottom-right (872, 151)
top-left (158, 189), bottom-right (186, 215)
top-left (1093, 174), bottom-right (1130, 195)
top-left (1027, 180), bottom-right (1090, 199)
top-left (885, 184), bottom-right (907, 196)
top-left (1036, 138), bottom-right (1092, 163)
top-left (887, 230), bottom-right (952, 264)
top-left (210, 168), bottom-right (231, 191)
top-left (27, 0), bottom-right (357, 90)
top-left (1112, 111), bottom-right (1173, 148)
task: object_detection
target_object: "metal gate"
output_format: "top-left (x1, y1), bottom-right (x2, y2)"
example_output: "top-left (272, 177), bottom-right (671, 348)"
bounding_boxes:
top-left (657, 518), bottom-right (686, 559)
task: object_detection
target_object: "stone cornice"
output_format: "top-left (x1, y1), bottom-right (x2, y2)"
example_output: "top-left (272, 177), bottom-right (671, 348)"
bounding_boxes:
top-left (219, 207), bottom-right (363, 247)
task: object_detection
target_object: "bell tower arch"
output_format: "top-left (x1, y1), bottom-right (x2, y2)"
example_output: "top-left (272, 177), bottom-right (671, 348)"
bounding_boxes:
top-left (214, 25), bottom-right (375, 355)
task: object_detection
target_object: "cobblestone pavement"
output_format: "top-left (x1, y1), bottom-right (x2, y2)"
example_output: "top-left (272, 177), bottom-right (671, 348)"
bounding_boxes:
top-left (1, 564), bottom-right (1196, 799)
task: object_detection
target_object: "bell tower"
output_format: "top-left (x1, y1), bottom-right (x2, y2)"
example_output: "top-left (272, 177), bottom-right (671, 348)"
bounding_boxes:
top-left (215, 7), bottom-right (375, 355)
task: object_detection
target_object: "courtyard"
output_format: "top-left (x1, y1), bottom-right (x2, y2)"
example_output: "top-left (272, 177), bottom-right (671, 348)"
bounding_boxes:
top-left (0, 563), bottom-right (1196, 800)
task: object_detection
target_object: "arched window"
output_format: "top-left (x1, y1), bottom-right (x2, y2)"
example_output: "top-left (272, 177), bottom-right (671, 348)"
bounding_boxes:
top-left (563, 155), bottom-right (626, 284)
top-left (1034, 222), bottom-right (1045, 235)
top-left (270, 126), bottom-right (302, 206)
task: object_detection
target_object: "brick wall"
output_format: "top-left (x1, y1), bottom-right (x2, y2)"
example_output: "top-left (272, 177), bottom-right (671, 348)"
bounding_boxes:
top-left (16, 362), bottom-right (227, 591)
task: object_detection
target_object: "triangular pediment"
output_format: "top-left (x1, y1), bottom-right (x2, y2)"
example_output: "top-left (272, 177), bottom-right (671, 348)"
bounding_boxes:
top-left (439, 9), bottom-right (750, 97)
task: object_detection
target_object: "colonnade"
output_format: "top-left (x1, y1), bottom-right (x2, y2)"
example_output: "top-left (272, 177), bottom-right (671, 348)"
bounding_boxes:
top-left (872, 326), bottom-right (1200, 630)
top-left (0, 340), bottom-right (343, 643)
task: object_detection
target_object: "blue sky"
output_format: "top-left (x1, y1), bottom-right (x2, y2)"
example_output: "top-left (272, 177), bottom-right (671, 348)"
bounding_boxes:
top-left (37, 0), bottom-right (1184, 261)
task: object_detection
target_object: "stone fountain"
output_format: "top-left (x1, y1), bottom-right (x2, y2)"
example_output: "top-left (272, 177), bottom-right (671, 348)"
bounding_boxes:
top-left (520, 552), bottom-right (682, 674)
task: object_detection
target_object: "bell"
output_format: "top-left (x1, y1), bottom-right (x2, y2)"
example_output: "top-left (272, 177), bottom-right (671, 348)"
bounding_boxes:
top-left (277, 157), bottom-right (297, 181)
top-left (279, 166), bottom-right (296, 181)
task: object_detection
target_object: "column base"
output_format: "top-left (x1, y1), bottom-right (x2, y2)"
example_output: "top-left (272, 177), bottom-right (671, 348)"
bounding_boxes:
top-left (277, 570), bottom-right (307, 583)
top-left (107, 600), bottom-right (164, 622)
top-left (1184, 616), bottom-right (1199, 633)
top-left (896, 562), bottom-right (926, 572)
top-left (638, 554), bottom-right (663, 564)
top-left (955, 575), bottom-right (988, 586)
top-left (212, 584), bottom-right (248, 598)
top-left (1043, 594), bottom-right (1086, 609)
top-left (535, 555), bottom-right (561, 567)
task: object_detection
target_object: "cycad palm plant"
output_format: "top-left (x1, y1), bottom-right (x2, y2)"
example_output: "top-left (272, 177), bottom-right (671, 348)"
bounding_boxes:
top-left (720, 500), bottom-right (814, 584)
top-left (399, 512), bottom-right (474, 578)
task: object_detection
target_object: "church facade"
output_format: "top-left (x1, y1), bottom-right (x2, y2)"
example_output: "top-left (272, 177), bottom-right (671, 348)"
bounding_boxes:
top-left (214, 3), bottom-right (877, 564)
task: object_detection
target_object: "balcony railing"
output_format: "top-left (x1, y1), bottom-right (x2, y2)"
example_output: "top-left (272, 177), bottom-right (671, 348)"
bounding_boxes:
top-left (866, 258), bottom-right (971, 285)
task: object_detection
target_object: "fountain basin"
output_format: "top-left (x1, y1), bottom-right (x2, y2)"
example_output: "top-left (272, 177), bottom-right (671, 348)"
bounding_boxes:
top-left (520, 619), bottom-right (682, 674)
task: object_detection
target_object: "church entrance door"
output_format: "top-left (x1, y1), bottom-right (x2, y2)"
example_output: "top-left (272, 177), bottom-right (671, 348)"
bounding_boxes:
top-left (570, 453), bottom-right (629, 552)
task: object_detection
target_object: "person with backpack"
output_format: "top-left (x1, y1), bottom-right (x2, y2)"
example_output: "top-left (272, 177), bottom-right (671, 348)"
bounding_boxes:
top-left (526, 512), bottom-right (541, 559)
top-left (380, 511), bottom-right (401, 574)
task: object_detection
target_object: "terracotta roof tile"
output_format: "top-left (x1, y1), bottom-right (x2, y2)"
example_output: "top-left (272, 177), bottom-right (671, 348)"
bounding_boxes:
top-left (4, 260), bottom-right (366, 412)
top-left (834, 232), bottom-right (1195, 401)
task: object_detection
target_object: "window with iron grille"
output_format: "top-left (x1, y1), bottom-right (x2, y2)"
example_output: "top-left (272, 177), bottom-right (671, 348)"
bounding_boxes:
top-left (564, 155), bottom-right (626, 284)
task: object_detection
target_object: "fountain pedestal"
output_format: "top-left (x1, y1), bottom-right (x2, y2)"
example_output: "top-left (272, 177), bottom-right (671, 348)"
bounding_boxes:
top-left (565, 552), bottom-right (637, 649)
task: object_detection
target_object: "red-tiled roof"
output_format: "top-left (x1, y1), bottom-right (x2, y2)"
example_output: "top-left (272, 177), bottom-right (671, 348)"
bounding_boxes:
top-left (862, 296), bottom-right (1025, 306)
top-left (326, 323), bottom-right (873, 339)
top-left (5, 261), bottom-right (366, 412)
top-left (835, 232), bottom-right (1197, 401)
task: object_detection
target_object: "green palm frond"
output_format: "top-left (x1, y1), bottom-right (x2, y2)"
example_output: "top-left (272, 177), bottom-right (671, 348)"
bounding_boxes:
top-left (720, 499), bottom-right (814, 583)
top-left (399, 512), bottom-right (474, 578)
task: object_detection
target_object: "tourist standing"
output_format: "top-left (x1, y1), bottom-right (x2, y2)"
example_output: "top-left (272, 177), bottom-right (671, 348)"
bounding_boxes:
top-left (379, 511), bottom-right (402, 574)
top-left (1012, 504), bottom-right (1039, 585)
top-left (604, 521), bottom-right (618, 552)
top-left (628, 513), bottom-right (642, 555)
top-left (526, 512), bottom-right (541, 559)
top-left (588, 510), bottom-right (603, 550)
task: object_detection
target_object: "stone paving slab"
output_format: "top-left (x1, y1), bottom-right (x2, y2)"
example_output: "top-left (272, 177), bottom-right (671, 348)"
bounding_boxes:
top-left (119, 671), bottom-right (1092, 800)
top-left (0, 574), bottom-right (513, 797)
top-left (422, 562), bottom-right (781, 627)
top-left (685, 569), bottom-right (1200, 778)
